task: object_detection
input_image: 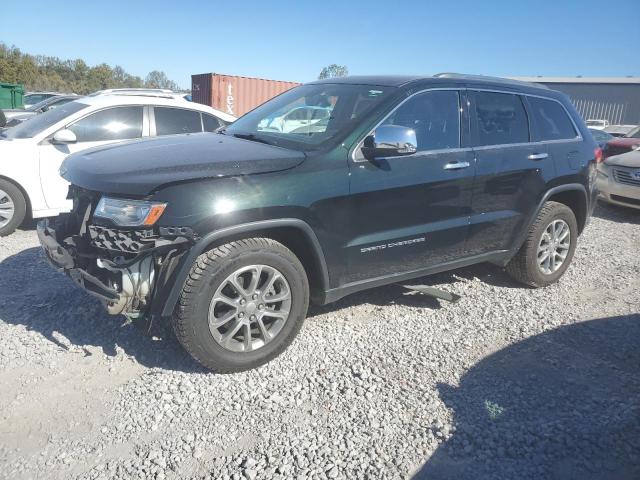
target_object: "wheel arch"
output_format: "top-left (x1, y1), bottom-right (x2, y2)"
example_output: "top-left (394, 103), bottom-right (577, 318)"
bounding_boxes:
top-left (155, 219), bottom-right (330, 319)
top-left (503, 183), bottom-right (588, 266)
top-left (545, 187), bottom-right (588, 235)
top-left (0, 174), bottom-right (32, 219)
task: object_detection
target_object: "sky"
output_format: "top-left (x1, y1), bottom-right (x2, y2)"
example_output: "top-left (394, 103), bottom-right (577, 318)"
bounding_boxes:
top-left (2, 0), bottom-right (639, 89)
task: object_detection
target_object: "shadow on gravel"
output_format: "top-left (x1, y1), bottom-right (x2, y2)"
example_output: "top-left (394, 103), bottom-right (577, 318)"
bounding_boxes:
top-left (16, 218), bottom-right (37, 233)
top-left (593, 201), bottom-right (640, 225)
top-left (0, 247), bottom-right (206, 373)
top-left (415, 314), bottom-right (640, 480)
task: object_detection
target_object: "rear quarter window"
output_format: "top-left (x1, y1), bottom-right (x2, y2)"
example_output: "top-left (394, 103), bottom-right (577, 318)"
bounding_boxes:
top-left (528, 97), bottom-right (577, 141)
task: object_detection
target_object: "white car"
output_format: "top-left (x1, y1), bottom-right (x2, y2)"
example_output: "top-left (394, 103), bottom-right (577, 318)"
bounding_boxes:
top-left (585, 119), bottom-right (609, 131)
top-left (258, 105), bottom-right (332, 133)
top-left (0, 94), bottom-right (235, 236)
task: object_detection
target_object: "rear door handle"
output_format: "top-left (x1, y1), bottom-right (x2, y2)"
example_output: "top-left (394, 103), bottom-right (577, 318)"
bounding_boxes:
top-left (528, 153), bottom-right (549, 161)
top-left (443, 161), bottom-right (471, 170)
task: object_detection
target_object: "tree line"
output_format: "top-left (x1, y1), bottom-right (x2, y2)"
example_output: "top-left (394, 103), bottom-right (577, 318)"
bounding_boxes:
top-left (0, 43), bottom-right (183, 94)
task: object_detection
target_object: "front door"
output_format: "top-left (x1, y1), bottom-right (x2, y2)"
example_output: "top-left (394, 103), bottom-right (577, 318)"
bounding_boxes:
top-left (38, 105), bottom-right (145, 211)
top-left (346, 89), bottom-right (475, 283)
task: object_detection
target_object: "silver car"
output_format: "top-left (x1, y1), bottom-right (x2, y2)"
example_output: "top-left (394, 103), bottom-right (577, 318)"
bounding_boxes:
top-left (597, 148), bottom-right (640, 209)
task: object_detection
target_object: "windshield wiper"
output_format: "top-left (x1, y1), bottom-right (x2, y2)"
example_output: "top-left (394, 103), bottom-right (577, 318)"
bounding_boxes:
top-left (230, 132), bottom-right (273, 146)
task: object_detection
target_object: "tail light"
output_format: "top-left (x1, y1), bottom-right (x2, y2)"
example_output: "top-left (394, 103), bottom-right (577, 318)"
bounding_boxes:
top-left (594, 147), bottom-right (604, 163)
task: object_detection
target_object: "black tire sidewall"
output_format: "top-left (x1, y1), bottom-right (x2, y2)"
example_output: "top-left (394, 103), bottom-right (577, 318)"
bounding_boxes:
top-left (179, 245), bottom-right (308, 370)
top-left (526, 204), bottom-right (578, 286)
top-left (0, 179), bottom-right (27, 237)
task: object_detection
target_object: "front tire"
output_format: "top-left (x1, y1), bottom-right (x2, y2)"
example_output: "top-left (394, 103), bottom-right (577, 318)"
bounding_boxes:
top-left (0, 179), bottom-right (27, 237)
top-left (506, 201), bottom-right (578, 287)
top-left (173, 238), bottom-right (309, 373)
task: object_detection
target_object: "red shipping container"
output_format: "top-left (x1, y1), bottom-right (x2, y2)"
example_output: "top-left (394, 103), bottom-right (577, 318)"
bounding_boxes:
top-left (191, 73), bottom-right (301, 117)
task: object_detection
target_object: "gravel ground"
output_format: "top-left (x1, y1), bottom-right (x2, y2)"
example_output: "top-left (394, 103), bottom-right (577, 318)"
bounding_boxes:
top-left (0, 203), bottom-right (638, 480)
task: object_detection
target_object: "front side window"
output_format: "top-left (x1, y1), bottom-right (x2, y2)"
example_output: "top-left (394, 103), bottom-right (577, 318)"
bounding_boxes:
top-left (381, 90), bottom-right (460, 151)
top-left (528, 97), bottom-right (577, 141)
top-left (68, 106), bottom-right (143, 142)
top-left (472, 91), bottom-right (529, 146)
top-left (1, 101), bottom-right (88, 139)
top-left (154, 107), bottom-right (202, 136)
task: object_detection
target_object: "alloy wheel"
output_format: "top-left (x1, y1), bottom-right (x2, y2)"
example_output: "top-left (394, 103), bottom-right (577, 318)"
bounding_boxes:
top-left (208, 264), bottom-right (292, 352)
top-left (0, 189), bottom-right (15, 229)
top-left (537, 219), bottom-right (571, 275)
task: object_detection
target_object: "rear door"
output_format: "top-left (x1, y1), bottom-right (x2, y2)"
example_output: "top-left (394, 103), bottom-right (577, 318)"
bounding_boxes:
top-left (346, 89), bottom-right (475, 283)
top-left (466, 90), bottom-right (554, 255)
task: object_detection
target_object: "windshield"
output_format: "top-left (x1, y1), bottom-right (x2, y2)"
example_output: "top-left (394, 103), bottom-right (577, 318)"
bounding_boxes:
top-left (225, 83), bottom-right (394, 151)
top-left (624, 126), bottom-right (640, 139)
top-left (1, 101), bottom-right (87, 139)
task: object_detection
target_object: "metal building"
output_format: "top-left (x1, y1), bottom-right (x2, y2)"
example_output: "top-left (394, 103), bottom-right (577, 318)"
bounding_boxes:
top-left (512, 77), bottom-right (640, 126)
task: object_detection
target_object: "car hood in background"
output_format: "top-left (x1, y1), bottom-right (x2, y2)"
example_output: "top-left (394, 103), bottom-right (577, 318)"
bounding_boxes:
top-left (604, 150), bottom-right (640, 168)
top-left (61, 133), bottom-right (305, 195)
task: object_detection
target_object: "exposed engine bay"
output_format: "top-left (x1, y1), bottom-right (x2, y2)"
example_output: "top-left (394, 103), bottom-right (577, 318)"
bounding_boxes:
top-left (37, 187), bottom-right (191, 321)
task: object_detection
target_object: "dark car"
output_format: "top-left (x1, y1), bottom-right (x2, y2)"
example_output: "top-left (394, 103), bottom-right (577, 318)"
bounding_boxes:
top-left (38, 74), bottom-right (599, 372)
top-left (589, 127), bottom-right (614, 152)
top-left (3, 95), bottom-right (78, 127)
top-left (606, 125), bottom-right (640, 157)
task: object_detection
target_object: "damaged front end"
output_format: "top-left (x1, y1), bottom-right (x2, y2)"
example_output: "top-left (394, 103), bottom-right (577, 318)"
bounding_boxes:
top-left (38, 187), bottom-right (192, 324)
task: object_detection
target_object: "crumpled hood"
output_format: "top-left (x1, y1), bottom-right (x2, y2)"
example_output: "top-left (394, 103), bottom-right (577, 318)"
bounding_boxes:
top-left (61, 132), bottom-right (305, 195)
top-left (604, 149), bottom-right (640, 168)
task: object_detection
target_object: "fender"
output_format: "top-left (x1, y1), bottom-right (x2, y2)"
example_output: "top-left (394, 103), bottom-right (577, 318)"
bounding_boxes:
top-left (503, 183), bottom-right (588, 264)
top-left (152, 218), bottom-right (330, 320)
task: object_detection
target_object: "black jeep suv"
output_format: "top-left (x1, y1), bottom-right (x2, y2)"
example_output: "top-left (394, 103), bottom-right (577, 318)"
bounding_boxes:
top-left (38, 74), bottom-right (599, 372)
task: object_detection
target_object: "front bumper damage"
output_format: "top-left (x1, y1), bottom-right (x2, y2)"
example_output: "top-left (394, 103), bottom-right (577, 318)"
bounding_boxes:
top-left (38, 209), bottom-right (192, 328)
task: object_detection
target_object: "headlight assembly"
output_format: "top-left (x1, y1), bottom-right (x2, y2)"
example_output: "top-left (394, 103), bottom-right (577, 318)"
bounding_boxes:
top-left (94, 197), bottom-right (167, 227)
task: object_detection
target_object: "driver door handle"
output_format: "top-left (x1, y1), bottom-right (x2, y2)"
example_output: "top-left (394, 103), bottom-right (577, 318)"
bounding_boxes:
top-left (528, 153), bottom-right (549, 161)
top-left (443, 161), bottom-right (471, 170)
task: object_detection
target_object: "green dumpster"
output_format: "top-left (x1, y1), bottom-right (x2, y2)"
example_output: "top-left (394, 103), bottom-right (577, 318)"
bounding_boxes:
top-left (0, 83), bottom-right (25, 109)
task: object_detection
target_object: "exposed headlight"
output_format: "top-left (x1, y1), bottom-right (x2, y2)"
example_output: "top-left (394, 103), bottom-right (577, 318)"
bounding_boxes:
top-left (94, 197), bottom-right (167, 227)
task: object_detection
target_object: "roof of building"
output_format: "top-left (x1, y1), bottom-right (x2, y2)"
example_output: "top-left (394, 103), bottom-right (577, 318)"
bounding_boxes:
top-left (510, 77), bottom-right (640, 84)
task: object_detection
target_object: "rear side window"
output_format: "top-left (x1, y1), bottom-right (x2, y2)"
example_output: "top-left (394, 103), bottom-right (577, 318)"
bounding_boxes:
top-left (381, 90), bottom-right (460, 151)
top-left (68, 106), bottom-right (143, 142)
top-left (154, 107), bottom-right (202, 135)
top-left (472, 92), bottom-right (529, 146)
top-left (528, 97), bottom-right (577, 141)
top-left (202, 113), bottom-right (223, 132)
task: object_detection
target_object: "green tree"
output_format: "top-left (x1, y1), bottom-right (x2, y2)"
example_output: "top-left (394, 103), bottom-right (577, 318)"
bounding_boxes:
top-left (318, 64), bottom-right (349, 80)
top-left (144, 70), bottom-right (179, 90)
top-left (0, 42), bottom-right (181, 94)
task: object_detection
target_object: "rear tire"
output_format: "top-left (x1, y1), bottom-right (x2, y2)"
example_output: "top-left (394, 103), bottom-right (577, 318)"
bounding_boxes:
top-left (0, 179), bottom-right (27, 237)
top-left (506, 201), bottom-right (578, 287)
top-left (173, 238), bottom-right (309, 373)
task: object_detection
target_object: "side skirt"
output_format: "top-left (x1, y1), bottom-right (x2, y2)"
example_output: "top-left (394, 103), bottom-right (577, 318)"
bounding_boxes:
top-left (317, 250), bottom-right (510, 305)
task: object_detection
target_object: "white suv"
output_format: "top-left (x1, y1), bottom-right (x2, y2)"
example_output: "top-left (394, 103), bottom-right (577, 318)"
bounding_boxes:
top-left (0, 94), bottom-right (235, 236)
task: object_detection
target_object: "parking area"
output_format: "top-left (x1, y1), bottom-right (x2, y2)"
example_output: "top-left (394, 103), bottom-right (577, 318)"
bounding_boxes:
top-left (0, 202), bottom-right (639, 480)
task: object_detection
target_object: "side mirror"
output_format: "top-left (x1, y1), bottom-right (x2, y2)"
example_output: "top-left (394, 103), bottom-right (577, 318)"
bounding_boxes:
top-left (361, 125), bottom-right (417, 160)
top-left (52, 129), bottom-right (77, 145)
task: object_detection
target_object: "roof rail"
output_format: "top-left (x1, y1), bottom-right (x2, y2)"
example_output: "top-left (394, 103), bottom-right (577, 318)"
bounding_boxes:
top-left (89, 88), bottom-right (176, 97)
top-left (433, 73), bottom-right (550, 89)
